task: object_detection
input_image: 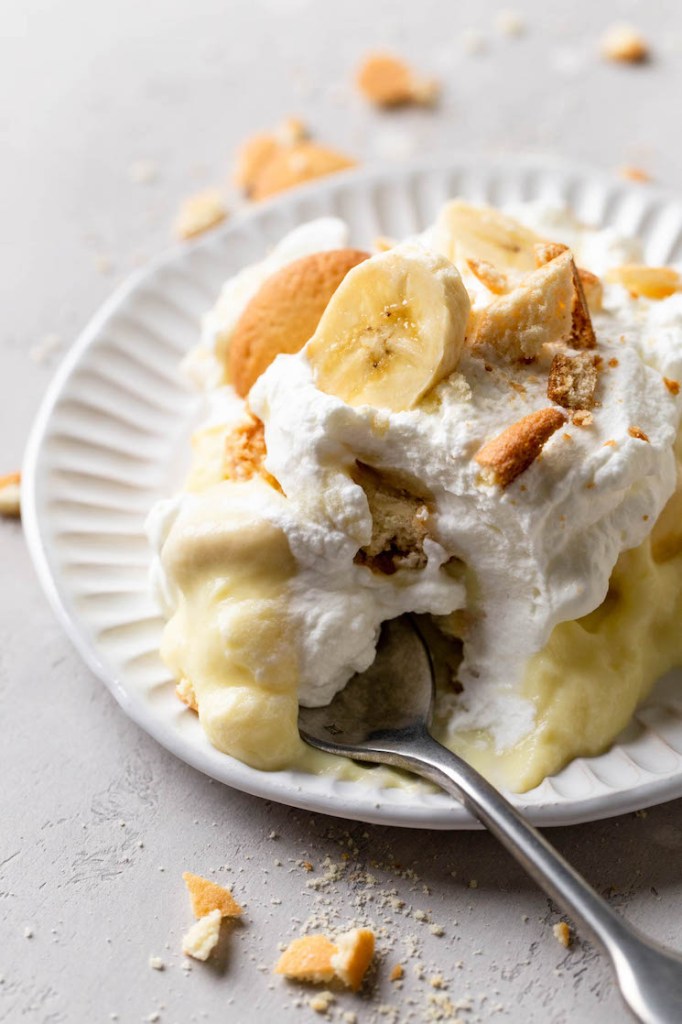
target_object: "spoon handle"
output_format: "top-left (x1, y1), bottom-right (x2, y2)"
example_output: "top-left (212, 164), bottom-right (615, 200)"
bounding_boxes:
top-left (373, 730), bottom-right (682, 1024)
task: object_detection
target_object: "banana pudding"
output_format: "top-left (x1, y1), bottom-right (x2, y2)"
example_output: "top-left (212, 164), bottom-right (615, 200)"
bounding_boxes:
top-left (148, 201), bottom-right (682, 792)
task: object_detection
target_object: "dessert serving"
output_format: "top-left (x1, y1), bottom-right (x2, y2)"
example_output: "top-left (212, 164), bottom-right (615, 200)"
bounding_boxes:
top-left (147, 198), bottom-right (682, 793)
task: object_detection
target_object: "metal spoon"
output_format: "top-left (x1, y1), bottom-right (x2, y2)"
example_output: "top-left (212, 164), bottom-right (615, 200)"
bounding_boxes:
top-left (299, 616), bottom-right (682, 1024)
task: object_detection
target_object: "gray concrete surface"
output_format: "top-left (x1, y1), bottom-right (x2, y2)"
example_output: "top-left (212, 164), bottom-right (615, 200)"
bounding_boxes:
top-left (2, 1), bottom-right (682, 1021)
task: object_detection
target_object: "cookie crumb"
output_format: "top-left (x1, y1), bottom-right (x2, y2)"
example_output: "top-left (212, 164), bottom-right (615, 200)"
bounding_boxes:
top-left (389, 963), bottom-right (404, 982)
top-left (664, 377), bottom-right (680, 396)
top-left (553, 921), bottom-right (572, 948)
top-left (356, 52), bottom-right (440, 107)
top-left (149, 956), bottom-right (165, 971)
top-left (182, 871), bottom-right (243, 918)
top-left (602, 23), bottom-right (649, 63)
top-left (309, 991), bottom-right (335, 1014)
top-left (628, 425), bottom-right (650, 442)
top-left (0, 473), bottom-right (21, 518)
top-left (182, 909), bottom-right (222, 961)
top-left (174, 189), bottom-right (227, 240)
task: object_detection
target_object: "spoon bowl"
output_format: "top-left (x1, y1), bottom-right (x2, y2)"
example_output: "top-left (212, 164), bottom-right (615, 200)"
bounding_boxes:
top-left (300, 615), bottom-right (682, 1024)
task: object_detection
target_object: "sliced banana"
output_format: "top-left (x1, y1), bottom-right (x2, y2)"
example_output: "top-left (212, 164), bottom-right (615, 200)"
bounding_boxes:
top-left (304, 244), bottom-right (470, 412)
top-left (433, 199), bottom-right (543, 273)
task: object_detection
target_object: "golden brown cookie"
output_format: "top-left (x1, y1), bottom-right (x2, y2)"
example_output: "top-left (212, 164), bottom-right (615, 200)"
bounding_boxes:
top-left (226, 248), bottom-right (370, 396)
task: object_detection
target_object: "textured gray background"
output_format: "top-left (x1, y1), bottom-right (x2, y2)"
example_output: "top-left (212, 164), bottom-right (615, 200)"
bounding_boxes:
top-left (2, 1), bottom-right (682, 1021)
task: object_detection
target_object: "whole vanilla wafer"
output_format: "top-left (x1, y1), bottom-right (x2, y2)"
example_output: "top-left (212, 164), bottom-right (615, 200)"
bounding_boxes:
top-left (225, 248), bottom-right (370, 396)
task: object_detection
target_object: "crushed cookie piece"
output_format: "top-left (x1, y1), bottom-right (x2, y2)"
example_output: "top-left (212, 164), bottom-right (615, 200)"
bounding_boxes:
top-left (466, 257), bottom-right (508, 294)
top-left (174, 189), bottom-right (227, 240)
top-left (664, 377), bottom-right (680, 395)
top-left (0, 472), bottom-right (21, 518)
top-left (182, 909), bottom-right (222, 961)
top-left (356, 52), bottom-right (440, 107)
top-left (390, 964), bottom-right (404, 982)
top-left (628, 425), bottom-right (650, 442)
top-left (352, 462), bottom-right (430, 575)
top-left (469, 250), bottom-right (594, 359)
top-left (176, 678), bottom-right (198, 712)
top-left (619, 165), bottom-right (651, 183)
top-left (276, 935), bottom-right (337, 984)
top-left (469, 253), bottom-right (575, 359)
top-left (276, 927), bottom-right (374, 991)
top-left (547, 352), bottom-right (598, 411)
top-left (182, 871), bottom-right (243, 919)
top-left (301, 861), bottom-right (314, 873)
top-left (309, 992), bottom-right (335, 1014)
top-left (475, 408), bottom-right (566, 488)
top-left (569, 409), bottom-right (593, 425)
top-left (602, 23), bottom-right (649, 63)
top-left (553, 921), bottom-right (572, 948)
top-left (234, 133), bottom-right (280, 192)
top-left (252, 142), bottom-right (356, 201)
top-left (607, 264), bottom-right (680, 300)
top-left (234, 119), bottom-right (356, 200)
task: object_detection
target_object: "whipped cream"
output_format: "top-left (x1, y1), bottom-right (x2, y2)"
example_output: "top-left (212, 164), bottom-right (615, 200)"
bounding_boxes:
top-left (149, 206), bottom-right (682, 756)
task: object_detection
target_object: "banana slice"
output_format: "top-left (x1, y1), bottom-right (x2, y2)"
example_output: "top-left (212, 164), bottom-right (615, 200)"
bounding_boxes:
top-left (434, 200), bottom-right (543, 273)
top-left (304, 244), bottom-right (470, 411)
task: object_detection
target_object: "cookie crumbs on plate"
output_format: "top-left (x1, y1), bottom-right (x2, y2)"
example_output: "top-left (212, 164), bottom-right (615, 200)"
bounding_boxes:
top-left (0, 473), bottom-right (21, 518)
top-left (389, 963), bottom-right (404, 982)
top-left (182, 908), bottom-right (222, 961)
top-left (182, 871), bottom-right (243, 918)
top-left (429, 924), bottom-right (445, 937)
top-left (664, 377), bottom-right (681, 396)
top-left (174, 188), bottom-right (227, 240)
top-left (602, 23), bottom-right (649, 63)
top-left (356, 52), bottom-right (439, 107)
top-left (553, 921), bottom-right (572, 948)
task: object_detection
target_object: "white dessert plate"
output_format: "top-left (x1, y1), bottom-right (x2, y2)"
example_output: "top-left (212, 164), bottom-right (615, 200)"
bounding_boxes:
top-left (22, 156), bottom-right (682, 829)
